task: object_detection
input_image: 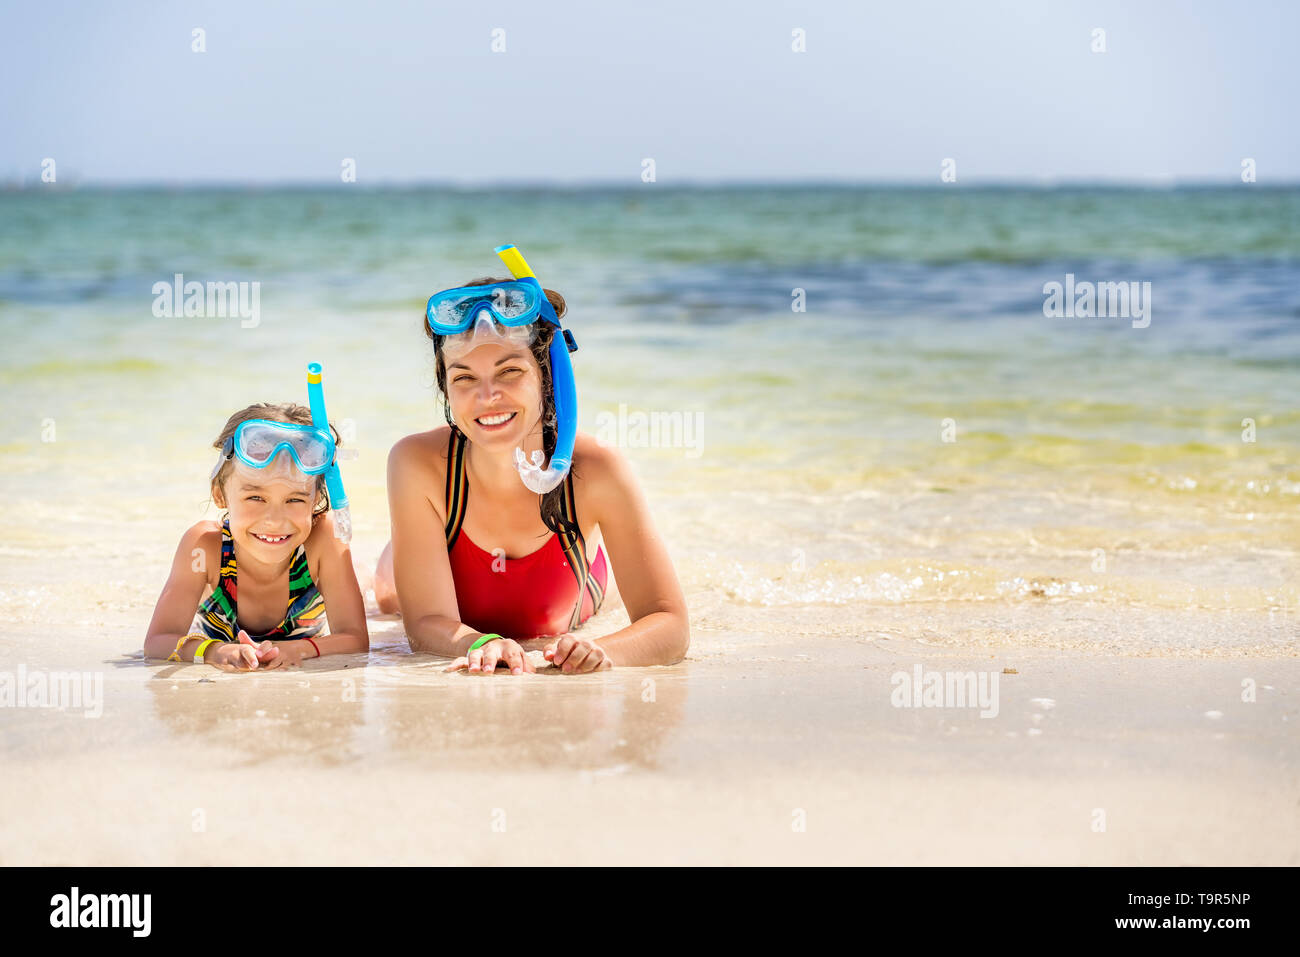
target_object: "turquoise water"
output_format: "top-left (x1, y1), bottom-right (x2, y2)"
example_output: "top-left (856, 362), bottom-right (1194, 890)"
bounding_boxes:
top-left (0, 186), bottom-right (1297, 654)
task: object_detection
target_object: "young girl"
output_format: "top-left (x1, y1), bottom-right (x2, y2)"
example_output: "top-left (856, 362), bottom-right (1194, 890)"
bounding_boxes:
top-left (374, 245), bottom-right (689, 675)
top-left (144, 403), bottom-right (369, 671)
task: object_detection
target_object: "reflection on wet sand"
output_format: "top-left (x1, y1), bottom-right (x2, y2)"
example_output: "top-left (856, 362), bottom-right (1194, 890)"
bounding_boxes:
top-left (373, 660), bottom-right (688, 773)
top-left (144, 653), bottom-right (370, 767)
top-left (140, 634), bottom-right (688, 774)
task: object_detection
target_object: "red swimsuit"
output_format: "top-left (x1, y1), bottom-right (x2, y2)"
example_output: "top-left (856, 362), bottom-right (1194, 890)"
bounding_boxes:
top-left (444, 429), bottom-right (607, 640)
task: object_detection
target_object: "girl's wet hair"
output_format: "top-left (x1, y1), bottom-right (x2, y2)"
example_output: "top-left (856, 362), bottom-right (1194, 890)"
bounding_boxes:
top-left (208, 402), bottom-right (340, 522)
top-left (425, 277), bottom-right (578, 541)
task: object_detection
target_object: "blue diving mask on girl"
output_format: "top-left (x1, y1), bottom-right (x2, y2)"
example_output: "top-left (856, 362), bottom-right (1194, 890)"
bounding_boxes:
top-left (425, 246), bottom-right (579, 494)
top-left (207, 362), bottom-right (353, 544)
top-left (211, 419), bottom-right (337, 479)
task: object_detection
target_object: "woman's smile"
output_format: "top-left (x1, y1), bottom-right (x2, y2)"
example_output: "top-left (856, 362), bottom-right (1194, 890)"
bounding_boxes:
top-left (473, 410), bottom-right (518, 432)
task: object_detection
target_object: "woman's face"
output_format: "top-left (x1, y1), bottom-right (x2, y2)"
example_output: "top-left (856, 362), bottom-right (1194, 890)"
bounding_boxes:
top-left (444, 343), bottom-right (544, 447)
top-left (218, 456), bottom-right (318, 561)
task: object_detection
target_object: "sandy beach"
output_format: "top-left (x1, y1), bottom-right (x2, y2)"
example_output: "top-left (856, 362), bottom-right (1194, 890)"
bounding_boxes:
top-left (2, 184), bottom-right (1297, 866)
top-left (1, 602), bottom-right (1295, 866)
top-left (4, 0), bottom-right (1300, 884)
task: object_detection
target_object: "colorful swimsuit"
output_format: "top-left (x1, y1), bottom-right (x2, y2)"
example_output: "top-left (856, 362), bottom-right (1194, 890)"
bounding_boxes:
top-left (444, 429), bottom-right (607, 640)
top-left (193, 518), bottom-right (328, 641)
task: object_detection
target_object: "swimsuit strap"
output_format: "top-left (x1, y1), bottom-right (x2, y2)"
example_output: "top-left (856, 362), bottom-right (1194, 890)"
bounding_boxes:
top-left (196, 518), bottom-right (240, 641)
top-left (196, 517), bottom-right (323, 642)
top-left (445, 427), bottom-right (602, 631)
top-left (558, 469), bottom-right (605, 631)
top-left (262, 543), bottom-right (317, 639)
top-left (444, 428), bottom-right (470, 548)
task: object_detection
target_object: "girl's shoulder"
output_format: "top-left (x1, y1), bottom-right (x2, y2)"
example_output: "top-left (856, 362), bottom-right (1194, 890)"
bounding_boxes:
top-left (179, 520), bottom-right (224, 584)
top-left (303, 511), bottom-right (350, 580)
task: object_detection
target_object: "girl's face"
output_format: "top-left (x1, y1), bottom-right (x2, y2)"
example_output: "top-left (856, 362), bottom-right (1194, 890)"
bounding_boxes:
top-left (219, 456), bottom-right (318, 561)
top-left (444, 344), bottom-right (544, 447)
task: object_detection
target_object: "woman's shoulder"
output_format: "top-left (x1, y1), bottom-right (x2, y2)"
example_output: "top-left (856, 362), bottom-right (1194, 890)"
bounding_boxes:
top-left (572, 431), bottom-right (616, 474)
top-left (388, 427), bottom-right (454, 524)
top-left (389, 426), bottom-right (455, 474)
top-left (571, 432), bottom-right (640, 514)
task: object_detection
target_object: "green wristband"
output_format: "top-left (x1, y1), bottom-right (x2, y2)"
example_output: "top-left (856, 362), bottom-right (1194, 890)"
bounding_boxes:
top-left (467, 633), bottom-right (503, 653)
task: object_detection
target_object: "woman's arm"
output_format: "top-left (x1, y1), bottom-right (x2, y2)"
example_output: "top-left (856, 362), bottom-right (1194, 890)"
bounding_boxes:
top-left (387, 433), bottom-right (494, 657)
top-left (143, 523), bottom-right (220, 661)
top-left (585, 444), bottom-right (690, 666)
top-left (300, 512), bottom-right (369, 656)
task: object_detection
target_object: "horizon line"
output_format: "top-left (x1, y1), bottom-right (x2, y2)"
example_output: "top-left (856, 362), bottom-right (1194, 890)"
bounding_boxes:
top-left (3, 176), bottom-right (1297, 191)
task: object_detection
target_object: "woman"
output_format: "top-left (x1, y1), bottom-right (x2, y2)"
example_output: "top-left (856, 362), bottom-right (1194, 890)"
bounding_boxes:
top-left (375, 247), bottom-right (689, 675)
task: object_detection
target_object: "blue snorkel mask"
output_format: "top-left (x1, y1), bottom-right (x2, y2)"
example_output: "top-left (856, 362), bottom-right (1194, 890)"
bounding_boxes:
top-left (213, 420), bottom-right (337, 476)
top-left (426, 245), bottom-right (579, 494)
top-left (207, 365), bottom-right (353, 544)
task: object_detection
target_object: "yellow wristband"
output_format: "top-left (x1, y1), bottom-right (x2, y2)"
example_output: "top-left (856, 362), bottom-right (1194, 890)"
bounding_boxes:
top-left (194, 638), bottom-right (222, 663)
top-left (167, 633), bottom-right (209, 663)
top-left (166, 634), bottom-right (190, 662)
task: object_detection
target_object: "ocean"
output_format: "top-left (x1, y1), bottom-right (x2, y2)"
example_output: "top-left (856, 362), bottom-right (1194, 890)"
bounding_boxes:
top-left (1, 185), bottom-right (1297, 657)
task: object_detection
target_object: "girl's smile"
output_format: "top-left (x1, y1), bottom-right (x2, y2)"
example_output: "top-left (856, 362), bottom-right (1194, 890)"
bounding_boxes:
top-left (220, 457), bottom-right (318, 564)
top-left (249, 531), bottom-right (295, 545)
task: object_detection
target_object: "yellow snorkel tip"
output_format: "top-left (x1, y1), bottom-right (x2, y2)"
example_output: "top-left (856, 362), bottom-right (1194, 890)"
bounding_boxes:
top-left (494, 244), bottom-right (535, 280)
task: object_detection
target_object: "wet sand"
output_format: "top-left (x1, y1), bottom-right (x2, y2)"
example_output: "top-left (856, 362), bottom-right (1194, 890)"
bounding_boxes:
top-left (2, 615), bottom-right (1295, 866)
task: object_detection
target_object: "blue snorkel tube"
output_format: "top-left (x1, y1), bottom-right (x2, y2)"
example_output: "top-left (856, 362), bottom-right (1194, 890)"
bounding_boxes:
top-left (494, 244), bottom-right (578, 494)
top-left (306, 362), bottom-right (352, 543)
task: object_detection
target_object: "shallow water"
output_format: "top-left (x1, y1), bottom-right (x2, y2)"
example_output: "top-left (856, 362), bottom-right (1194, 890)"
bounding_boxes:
top-left (0, 186), bottom-right (1297, 656)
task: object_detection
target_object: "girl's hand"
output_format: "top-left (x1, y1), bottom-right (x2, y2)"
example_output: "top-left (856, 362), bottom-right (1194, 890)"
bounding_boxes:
top-left (544, 635), bottom-right (613, 674)
top-left (444, 637), bottom-right (535, 676)
top-left (256, 640), bottom-right (312, 670)
top-left (237, 629), bottom-right (280, 666)
top-left (205, 641), bottom-right (261, 672)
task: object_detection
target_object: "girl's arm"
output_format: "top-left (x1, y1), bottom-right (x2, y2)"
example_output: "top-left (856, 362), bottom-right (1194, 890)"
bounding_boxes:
top-left (387, 433), bottom-right (494, 657)
top-left (298, 512), bottom-right (369, 657)
top-left (585, 444), bottom-right (690, 666)
top-left (143, 523), bottom-right (222, 662)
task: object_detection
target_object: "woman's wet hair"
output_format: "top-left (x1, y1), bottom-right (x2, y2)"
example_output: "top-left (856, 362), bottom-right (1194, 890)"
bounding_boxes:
top-left (425, 278), bottom-right (578, 540)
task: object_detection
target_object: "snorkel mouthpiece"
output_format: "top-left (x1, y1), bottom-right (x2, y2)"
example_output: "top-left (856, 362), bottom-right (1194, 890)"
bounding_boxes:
top-left (493, 244), bottom-right (577, 494)
top-left (306, 362), bottom-right (352, 543)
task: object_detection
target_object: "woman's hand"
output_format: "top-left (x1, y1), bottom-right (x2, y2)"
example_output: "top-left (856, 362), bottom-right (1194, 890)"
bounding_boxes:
top-left (544, 635), bottom-right (613, 674)
top-left (444, 637), bottom-right (535, 676)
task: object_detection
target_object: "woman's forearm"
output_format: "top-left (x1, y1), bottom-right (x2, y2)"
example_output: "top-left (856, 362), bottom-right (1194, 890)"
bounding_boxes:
top-left (406, 614), bottom-right (488, 658)
top-left (595, 611), bottom-right (689, 667)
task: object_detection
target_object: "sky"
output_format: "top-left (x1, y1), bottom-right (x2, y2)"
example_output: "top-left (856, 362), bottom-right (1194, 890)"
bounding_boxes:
top-left (1, 0), bottom-right (1296, 185)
